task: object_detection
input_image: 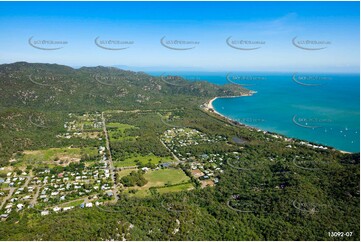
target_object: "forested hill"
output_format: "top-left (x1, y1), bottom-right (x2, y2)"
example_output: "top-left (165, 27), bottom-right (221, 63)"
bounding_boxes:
top-left (0, 62), bottom-right (249, 112)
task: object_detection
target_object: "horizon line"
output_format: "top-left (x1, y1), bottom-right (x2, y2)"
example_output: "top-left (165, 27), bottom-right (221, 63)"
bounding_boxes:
top-left (1, 61), bottom-right (359, 75)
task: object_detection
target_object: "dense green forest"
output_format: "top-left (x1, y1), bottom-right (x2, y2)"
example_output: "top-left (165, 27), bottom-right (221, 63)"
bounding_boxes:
top-left (0, 62), bottom-right (359, 240)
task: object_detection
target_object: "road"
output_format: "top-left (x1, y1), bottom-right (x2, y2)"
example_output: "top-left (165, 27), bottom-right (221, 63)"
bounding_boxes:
top-left (0, 172), bottom-right (33, 210)
top-left (0, 187), bottom-right (15, 210)
top-left (101, 112), bottom-right (118, 203)
top-left (30, 185), bottom-right (40, 206)
top-left (159, 139), bottom-right (181, 163)
top-left (23, 171), bottom-right (32, 187)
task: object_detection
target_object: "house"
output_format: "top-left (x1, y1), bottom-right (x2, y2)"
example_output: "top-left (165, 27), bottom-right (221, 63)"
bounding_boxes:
top-left (5, 204), bottom-right (13, 209)
top-left (17, 204), bottom-right (24, 210)
top-left (0, 178), bottom-right (4, 184)
top-left (0, 214), bottom-right (9, 219)
top-left (53, 207), bottom-right (61, 212)
top-left (141, 167), bottom-right (149, 172)
top-left (63, 206), bottom-right (74, 211)
top-left (191, 169), bottom-right (204, 178)
top-left (106, 191), bottom-right (113, 197)
top-left (85, 202), bottom-right (93, 208)
top-left (41, 210), bottom-right (49, 216)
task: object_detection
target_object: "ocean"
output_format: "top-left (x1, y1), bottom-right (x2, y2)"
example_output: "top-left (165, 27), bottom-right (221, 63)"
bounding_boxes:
top-left (148, 71), bottom-right (360, 153)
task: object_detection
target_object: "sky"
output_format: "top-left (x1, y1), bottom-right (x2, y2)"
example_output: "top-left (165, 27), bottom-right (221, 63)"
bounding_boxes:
top-left (0, 1), bottom-right (359, 72)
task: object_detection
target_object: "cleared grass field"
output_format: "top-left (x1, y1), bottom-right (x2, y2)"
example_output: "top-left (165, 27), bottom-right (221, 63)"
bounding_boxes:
top-left (107, 122), bottom-right (139, 142)
top-left (157, 182), bottom-right (194, 194)
top-left (117, 169), bottom-right (137, 178)
top-left (0, 166), bottom-right (12, 176)
top-left (114, 154), bottom-right (174, 167)
top-left (18, 147), bottom-right (98, 167)
top-left (144, 169), bottom-right (190, 186)
top-left (60, 199), bottom-right (84, 208)
top-left (124, 168), bottom-right (192, 197)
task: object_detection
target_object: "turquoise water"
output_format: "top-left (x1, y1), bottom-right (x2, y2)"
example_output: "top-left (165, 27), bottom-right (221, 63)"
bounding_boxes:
top-left (149, 71), bottom-right (360, 153)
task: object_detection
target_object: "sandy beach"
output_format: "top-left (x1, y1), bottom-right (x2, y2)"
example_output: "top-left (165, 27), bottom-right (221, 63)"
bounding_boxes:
top-left (205, 92), bottom-right (255, 118)
top-left (204, 94), bottom-right (254, 128)
top-left (206, 97), bottom-right (221, 115)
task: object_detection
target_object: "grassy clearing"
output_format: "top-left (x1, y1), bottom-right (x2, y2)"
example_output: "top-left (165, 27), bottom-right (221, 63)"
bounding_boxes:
top-left (0, 167), bottom-right (12, 176)
top-left (156, 182), bottom-right (194, 194)
top-left (107, 123), bottom-right (138, 142)
top-left (61, 199), bottom-right (84, 208)
top-left (0, 183), bottom-right (8, 189)
top-left (124, 168), bottom-right (191, 197)
top-left (117, 169), bottom-right (137, 178)
top-left (17, 147), bottom-right (98, 167)
top-left (114, 154), bottom-right (174, 167)
top-left (144, 169), bottom-right (190, 186)
top-left (23, 148), bottom-right (81, 160)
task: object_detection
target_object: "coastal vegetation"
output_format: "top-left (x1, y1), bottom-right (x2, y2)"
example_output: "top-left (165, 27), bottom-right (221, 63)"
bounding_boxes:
top-left (0, 62), bottom-right (359, 240)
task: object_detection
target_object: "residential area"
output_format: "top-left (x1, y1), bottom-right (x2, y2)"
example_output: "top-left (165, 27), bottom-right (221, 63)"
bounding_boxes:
top-left (0, 112), bottom-right (230, 221)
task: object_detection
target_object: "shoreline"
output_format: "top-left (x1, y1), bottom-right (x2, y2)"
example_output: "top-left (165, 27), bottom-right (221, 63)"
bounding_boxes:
top-left (204, 95), bottom-right (353, 154)
top-left (206, 92), bottom-right (255, 117)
